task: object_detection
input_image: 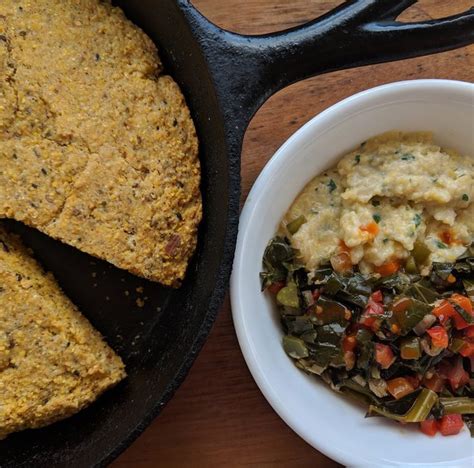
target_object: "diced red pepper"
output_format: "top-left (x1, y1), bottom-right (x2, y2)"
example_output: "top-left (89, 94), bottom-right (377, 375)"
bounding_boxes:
top-left (374, 343), bottom-right (394, 369)
top-left (386, 377), bottom-right (416, 400)
top-left (267, 281), bottom-right (285, 295)
top-left (459, 341), bottom-right (474, 357)
top-left (422, 373), bottom-right (445, 393)
top-left (426, 326), bottom-right (449, 349)
top-left (451, 294), bottom-right (473, 313)
top-left (420, 419), bottom-right (438, 436)
top-left (433, 296), bottom-right (473, 330)
top-left (450, 294), bottom-right (474, 329)
top-left (437, 414), bottom-right (464, 436)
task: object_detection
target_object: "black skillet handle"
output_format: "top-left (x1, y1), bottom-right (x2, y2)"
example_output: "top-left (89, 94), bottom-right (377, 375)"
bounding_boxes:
top-left (180, 0), bottom-right (474, 129)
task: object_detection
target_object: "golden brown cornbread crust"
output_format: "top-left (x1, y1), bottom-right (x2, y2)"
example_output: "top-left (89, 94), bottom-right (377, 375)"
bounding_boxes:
top-left (0, 0), bottom-right (201, 286)
top-left (0, 227), bottom-right (125, 440)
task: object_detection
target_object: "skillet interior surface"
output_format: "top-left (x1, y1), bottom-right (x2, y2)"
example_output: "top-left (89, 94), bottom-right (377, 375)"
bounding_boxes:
top-left (0, 1), bottom-right (237, 466)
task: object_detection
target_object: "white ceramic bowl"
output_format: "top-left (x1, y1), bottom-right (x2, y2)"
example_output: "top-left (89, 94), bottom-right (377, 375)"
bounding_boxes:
top-left (231, 80), bottom-right (474, 467)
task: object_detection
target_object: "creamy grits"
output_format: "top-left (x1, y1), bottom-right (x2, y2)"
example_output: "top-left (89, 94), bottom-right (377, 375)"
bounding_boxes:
top-left (282, 132), bottom-right (473, 276)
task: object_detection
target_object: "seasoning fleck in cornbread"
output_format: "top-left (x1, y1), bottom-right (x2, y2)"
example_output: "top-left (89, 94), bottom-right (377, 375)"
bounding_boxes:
top-left (0, 227), bottom-right (125, 440)
top-left (0, 0), bottom-right (201, 286)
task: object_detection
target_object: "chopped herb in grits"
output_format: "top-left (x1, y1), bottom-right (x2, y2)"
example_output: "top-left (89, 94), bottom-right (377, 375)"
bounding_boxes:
top-left (354, 154), bottom-right (361, 165)
top-left (401, 153), bottom-right (415, 161)
top-left (463, 194), bottom-right (469, 202)
top-left (327, 179), bottom-right (337, 193)
top-left (372, 214), bottom-right (381, 224)
top-left (413, 213), bottom-right (422, 228)
top-left (436, 241), bottom-right (448, 249)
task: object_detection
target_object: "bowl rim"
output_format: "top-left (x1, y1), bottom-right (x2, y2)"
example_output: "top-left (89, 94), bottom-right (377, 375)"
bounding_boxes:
top-left (230, 78), bottom-right (474, 466)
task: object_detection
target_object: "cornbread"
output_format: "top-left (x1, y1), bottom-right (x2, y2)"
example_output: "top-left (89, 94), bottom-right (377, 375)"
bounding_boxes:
top-left (0, 0), bottom-right (201, 286)
top-left (0, 226), bottom-right (125, 439)
top-left (283, 132), bottom-right (473, 275)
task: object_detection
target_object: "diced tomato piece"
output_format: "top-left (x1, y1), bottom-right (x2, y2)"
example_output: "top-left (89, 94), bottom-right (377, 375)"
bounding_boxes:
top-left (330, 252), bottom-right (353, 273)
top-left (365, 292), bottom-right (384, 317)
top-left (405, 375), bottom-right (420, 389)
top-left (436, 360), bottom-right (451, 379)
top-left (361, 222), bottom-right (379, 237)
top-left (342, 335), bottom-right (357, 352)
top-left (267, 281), bottom-right (285, 295)
top-left (451, 294), bottom-right (473, 313)
top-left (360, 315), bottom-right (376, 326)
top-left (440, 230), bottom-right (455, 245)
top-left (375, 343), bottom-right (394, 369)
top-left (312, 289), bottom-right (321, 301)
top-left (450, 294), bottom-right (474, 330)
top-left (371, 290), bottom-right (383, 303)
top-left (464, 325), bottom-right (474, 338)
top-left (374, 260), bottom-right (400, 277)
top-left (452, 315), bottom-right (472, 330)
top-left (437, 414), bottom-right (464, 436)
top-left (386, 377), bottom-right (416, 400)
top-left (438, 356), bottom-right (470, 391)
top-left (426, 326), bottom-right (449, 348)
top-left (459, 341), bottom-right (474, 357)
top-left (420, 419), bottom-right (438, 436)
top-left (432, 298), bottom-right (470, 330)
top-left (366, 300), bottom-right (384, 316)
top-left (432, 300), bottom-right (456, 326)
top-left (422, 373), bottom-right (445, 392)
top-left (359, 315), bottom-right (380, 331)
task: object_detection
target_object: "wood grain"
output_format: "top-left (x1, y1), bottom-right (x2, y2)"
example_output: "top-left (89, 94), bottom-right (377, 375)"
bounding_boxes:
top-left (114, 1), bottom-right (473, 466)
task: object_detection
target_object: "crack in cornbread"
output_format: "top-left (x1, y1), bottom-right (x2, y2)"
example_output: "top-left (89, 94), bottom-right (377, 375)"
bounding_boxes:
top-left (0, 226), bottom-right (125, 439)
top-left (0, 0), bottom-right (201, 286)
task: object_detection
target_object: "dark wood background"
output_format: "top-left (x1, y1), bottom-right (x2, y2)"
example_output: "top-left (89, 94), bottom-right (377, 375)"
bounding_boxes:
top-left (114, 1), bottom-right (473, 466)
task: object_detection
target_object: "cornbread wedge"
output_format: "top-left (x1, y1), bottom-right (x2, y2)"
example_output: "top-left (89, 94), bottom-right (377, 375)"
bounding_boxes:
top-left (0, 227), bottom-right (125, 439)
top-left (0, 0), bottom-right (201, 286)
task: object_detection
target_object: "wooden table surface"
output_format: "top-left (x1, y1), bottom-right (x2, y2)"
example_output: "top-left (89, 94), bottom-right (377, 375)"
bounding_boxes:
top-left (114, 1), bottom-right (473, 466)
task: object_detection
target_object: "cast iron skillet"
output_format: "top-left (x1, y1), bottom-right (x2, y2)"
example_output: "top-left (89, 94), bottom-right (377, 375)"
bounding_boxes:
top-left (1, 1), bottom-right (473, 466)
